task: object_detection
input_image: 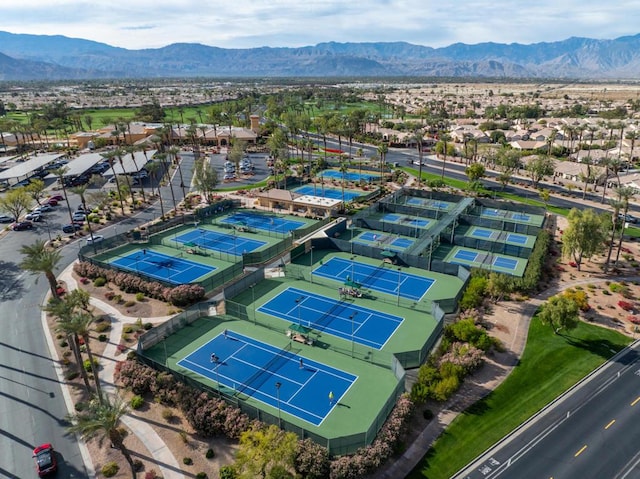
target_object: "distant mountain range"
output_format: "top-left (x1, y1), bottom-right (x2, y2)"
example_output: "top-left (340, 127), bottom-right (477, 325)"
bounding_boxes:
top-left (1, 31), bottom-right (640, 81)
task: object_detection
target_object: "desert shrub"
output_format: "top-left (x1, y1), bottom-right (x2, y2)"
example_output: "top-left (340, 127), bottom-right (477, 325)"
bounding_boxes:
top-left (130, 395), bottom-right (145, 409)
top-left (144, 322), bottom-right (153, 330)
top-left (59, 340), bottom-right (68, 348)
top-left (196, 474), bottom-right (207, 479)
top-left (205, 448), bottom-right (215, 459)
top-left (136, 292), bottom-right (145, 301)
top-left (65, 371), bottom-right (79, 381)
top-left (124, 300), bottom-right (136, 307)
top-left (104, 291), bottom-right (116, 301)
top-left (98, 334), bottom-right (108, 342)
top-left (219, 466), bottom-right (238, 479)
top-left (162, 409), bottom-right (174, 421)
top-left (267, 465), bottom-right (293, 479)
top-left (95, 321), bottom-right (111, 333)
top-left (618, 300), bottom-right (634, 311)
top-left (93, 277), bottom-right (107, 287)
top-left (101, 462), bottom-right (119, 477)
top-left (123, 325), bottom-right (135, 334)
top-left (83, 358), bottom-right (99, 372)
top-left (183, 457), bottom-right (193, 465)
top-left (563, 289), bottom-right (590, 311)
top-left (133, 459), bottom-right (144, 472)
top-left (144, 472), bottom-right (159, 479)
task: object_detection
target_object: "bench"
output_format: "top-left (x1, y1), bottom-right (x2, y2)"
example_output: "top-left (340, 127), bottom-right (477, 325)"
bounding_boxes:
top-left (288, 331), bottom-right (314, 345)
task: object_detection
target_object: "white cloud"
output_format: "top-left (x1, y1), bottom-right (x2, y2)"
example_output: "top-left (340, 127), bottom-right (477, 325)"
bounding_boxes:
top-left (0, 0), bottom-right (638, 49)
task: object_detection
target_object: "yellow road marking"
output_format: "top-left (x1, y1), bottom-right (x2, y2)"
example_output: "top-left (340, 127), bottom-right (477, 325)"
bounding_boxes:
top-left (631, 397), bottom-right (640, 406)
top-left (575, 445), bottom-right (587, 457)
top-left (605, 419), bottom-right (616, 429)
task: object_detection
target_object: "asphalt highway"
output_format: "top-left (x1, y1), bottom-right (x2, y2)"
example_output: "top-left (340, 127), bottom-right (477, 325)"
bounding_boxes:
top-left (455, 342), bottom-right (640, 479)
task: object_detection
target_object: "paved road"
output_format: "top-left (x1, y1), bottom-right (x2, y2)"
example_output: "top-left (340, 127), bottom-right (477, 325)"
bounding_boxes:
top-left (0, 160), bottom-right (186, 478)
top-left (455, 342), bottom-right (640, 479)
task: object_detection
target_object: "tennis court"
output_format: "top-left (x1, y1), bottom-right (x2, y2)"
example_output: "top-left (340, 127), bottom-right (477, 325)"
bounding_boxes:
top-left (479, 207), bottom-right (543, 226)
top-left (447, 247), bottom-right (522, 273)
top-left (321, 170), bottom-right (379, 182)
top-left (382, 212), bottom-right (431, 228)
top-left (353, 231), bottom-right (414, 251)
top-left (312, 257), bottom-right (434, 301)
top-left (470, 227), bottom-right (496, 239)
top-left (221, 212), bottom-right (304, 234)
top-left (293, 185), bottom-right (360, 201)
top-left (506, 233), bottom-right (528, 245)
top-left (173, 228), bottom-right (266, 256)
top-left (177, 330), bottom-right (356, 426)
top-left (406, 198), bottom-right (453, 210)
top-left (258, 287), bottom-right (404, 349)
top-left (110, 249), bottom-right (215, 284)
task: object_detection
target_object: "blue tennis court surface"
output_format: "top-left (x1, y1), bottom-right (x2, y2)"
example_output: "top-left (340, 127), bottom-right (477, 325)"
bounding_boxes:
top-left (321, 170), bottom-right (379, 182)
top-left (453, 249), bottom-right (479, 262)
top-left (177, 331), bottom-right (356, 426)
top-left (110, 250), bottom-right (215, 284)
top-left (221, 212), bottom-right (304, 234)
top-left (293, 185), bottom-right (360, 201)
top-left (258, 287), bottom-right (404, 349)
top-left (383, 213), bottom-right (401, 222)
top-left (482, 208), bottom-right (503, 217)
top-left (173, 229), bottom-right (266, 256)
top-left (506, 233), bottom-right (528, 245)
top-left (403, 218), bottom-right (430, 227)
top-left (470, 228), bottom-right (494, 239)
top-left (392, 238), bottom-right (413, 248)
top-left (312, 257), bottom-right (434, 301)
top-left (493, 257), bottom-right (519, 270)
top-left (511, 213), bottom-right (531, 221)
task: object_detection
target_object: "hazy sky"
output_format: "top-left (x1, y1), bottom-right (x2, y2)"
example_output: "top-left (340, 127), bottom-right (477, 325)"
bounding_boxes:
top-left (2, 0), bottom-right (637, 50)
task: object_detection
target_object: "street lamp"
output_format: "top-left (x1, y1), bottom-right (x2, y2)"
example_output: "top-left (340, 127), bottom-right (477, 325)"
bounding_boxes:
top-left (275, 382), bottom-right (282, 428)
top-left (397, 268), bottom-right (402, 306)
top-left (310, 246), bottom-right (314, 283)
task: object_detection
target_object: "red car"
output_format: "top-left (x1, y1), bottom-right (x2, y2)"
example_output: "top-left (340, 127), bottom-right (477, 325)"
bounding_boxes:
top-left (48, 195), bottom-right (65, 202)
top-left (11, 221), bottom-right (34, 231)
top-left (33, 443), bottom-right (57, 476)
top-left (44, 198), bottom-right (58, 206)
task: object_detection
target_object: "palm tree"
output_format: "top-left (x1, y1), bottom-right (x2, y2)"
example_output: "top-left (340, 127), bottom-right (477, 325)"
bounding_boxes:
top-left (168, 146), bottom-right (186, 199)
top-left (69, 184), bottom-right (99, 247)
top-left (124, 145), bottom-right (146, 202)
top-left (19, 240), bottom-right (62, 299)
top-left (44, 291), bottom-right (95, 396)
top-left (100, 150), bottom-right (126, 215)
top-left (66, 394), bottom-right (137, 478)
top-left (377, 143), bottom-right (388, 186)
top-left (614, 186), bottom-right (636, 265)
top-left (413, 128), bottom-right (425, 187)
top-left (115, 148), bottom-right (136, 207)
top-left (144, 160), bottom-right (165, 219)
top-left (155, 152), bottom-right (177, 213)
top-left (50, 166), bottom-right (75, 224)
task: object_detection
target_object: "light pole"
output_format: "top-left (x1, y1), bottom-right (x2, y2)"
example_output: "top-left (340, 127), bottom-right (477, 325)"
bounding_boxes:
top-left (251, 284), bottom-right (256, 324)
top-left (213, 356), bottom-right (221, 396)
top-left (350, 312), bottom-right (357, 357)
top-left (275, 382), bottom-right (282, 428)
top-left (310, 246), bottom-right (314, 283)
top-left (295, 296), bottom-right (305, 327)
top-left (397, 268), bottom-right (402, 306)
top-left (163, 335), bottom-right (168, 367)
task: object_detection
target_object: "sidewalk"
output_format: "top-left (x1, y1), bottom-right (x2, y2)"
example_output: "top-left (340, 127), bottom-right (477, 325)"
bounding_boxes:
top-left (47, 263), bottom-right (185, 479)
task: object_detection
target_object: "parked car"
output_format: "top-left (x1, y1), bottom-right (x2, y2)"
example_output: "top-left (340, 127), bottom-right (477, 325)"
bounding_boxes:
top-left (48, 194), bottom-right (65, 202)
top-left (223, 173), bottom-right (237, 181)
top-left (0, 214), bottom-right (16, 223)
top-left (618, 213), bottom-right (638, 224)
top-left (72, 212), bottom-right (88, 222)
top-left (11, 221), bottom-right (33, 231)
top-left (25, 212), bottom-right (43, 222)
top-left (62, 223), bottom-right (83, 233)
top-left (86, 235), bottom-right (104, 245)
top-left (11, 179), bottom-right (30, 189)
top-left (33, 204), bottom-right (53, 213)
top-left (33, 443), bottom-right (57, 476)
top-left (132, 170), bottom-right (149, 179)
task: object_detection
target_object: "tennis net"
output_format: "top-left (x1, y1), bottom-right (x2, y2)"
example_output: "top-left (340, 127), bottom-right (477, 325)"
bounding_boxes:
top-left (234, 342), bottom-right (293, 398)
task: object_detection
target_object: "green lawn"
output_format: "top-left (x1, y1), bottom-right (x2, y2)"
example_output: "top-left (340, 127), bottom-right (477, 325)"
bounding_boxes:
top-left (409, 316), bottom-right (633, 479)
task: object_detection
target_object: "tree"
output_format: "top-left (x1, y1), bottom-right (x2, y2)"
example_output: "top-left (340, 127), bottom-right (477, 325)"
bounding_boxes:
top-left (100, 151), bottom-right (126, 216)
top-left (604, 197), bottom-right (625, 272)
top-left (0, 187), bottom-right (32, 221)
top-left (539, 188), bottom-right (551, 208)
top-left (525, 155), bottom-right (555, 188)
top-left (144, 160), bottom-right (165, 219)
top-left (494, 148), bottom-right (521, 190)
top-left (377, 142), bottom-right (388, 184)
top-left (193, 158), bottom-right (219, 203)
top-left (538, 295), bottom-right (580, 334)
top-left (465, 163), bottom-right (486, 182)
top-left (614, 186), bottom-right (636, 265)
top-left (234, 424), bottom-right (297, 479)
top-left (66, 394), bottom-right (137, 478)
top-left (25, 179), bottom-right (47, 205)
top-left (19, 240), bottom-right (62, 299)
top-left (561, 208), bottom-right (608, 271)
top-left (485, 272), bottom-right (513, 303)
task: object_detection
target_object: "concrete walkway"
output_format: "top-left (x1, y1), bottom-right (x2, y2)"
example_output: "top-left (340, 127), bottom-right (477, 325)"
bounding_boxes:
top-left (50, 264), bottom-right (185, 479)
